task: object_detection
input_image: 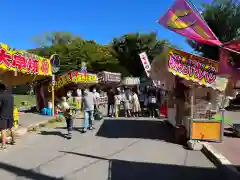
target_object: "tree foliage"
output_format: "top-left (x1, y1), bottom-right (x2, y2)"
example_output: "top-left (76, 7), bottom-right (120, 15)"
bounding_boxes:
top-left (187, 0), bottom-right (240, 61)
top-left (29, 32), bottom-right (169, 77)
top-left (111, 32), bottom-right (169, 77)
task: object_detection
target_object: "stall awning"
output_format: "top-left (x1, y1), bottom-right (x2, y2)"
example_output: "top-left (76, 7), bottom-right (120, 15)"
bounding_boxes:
top-left (0, 43), bottom-right (52, 86)
top-left (151, 48), bottom-right (229, 92)
top-left (48, 71), bottom-right (98, 92)
top-left (97, 71), bottom-right (121, 83)
top-left (121, 77), bottom-right (140, 86)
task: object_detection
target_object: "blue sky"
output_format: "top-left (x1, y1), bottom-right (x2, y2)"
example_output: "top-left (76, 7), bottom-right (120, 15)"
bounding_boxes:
top-left (1, 0), bottom-right (211, 52)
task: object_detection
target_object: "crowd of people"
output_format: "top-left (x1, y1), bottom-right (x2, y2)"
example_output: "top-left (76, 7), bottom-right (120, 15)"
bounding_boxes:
top-left (56, 86), bottom-right (167, 140)
top-left (0, 82), bottom-right (167, 148)
top-left (106, 87), bottom-right (166, 118)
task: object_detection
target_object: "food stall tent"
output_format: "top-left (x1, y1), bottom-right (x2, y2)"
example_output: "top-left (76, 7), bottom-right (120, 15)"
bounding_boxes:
top-left (0, 43), bottom-right (52, 86)
top-left (150, 47), bottom-right (229, 142)
top-left (36, 71), bottom-right (98, 111)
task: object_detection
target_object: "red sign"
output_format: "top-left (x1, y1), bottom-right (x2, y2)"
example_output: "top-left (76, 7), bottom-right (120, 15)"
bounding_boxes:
top-left (0, 48), bottom-right (40, 73)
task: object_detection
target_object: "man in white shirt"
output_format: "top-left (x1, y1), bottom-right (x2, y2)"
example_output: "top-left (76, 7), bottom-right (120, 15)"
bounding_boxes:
top-left (92, 88), bottom-right (100, 108)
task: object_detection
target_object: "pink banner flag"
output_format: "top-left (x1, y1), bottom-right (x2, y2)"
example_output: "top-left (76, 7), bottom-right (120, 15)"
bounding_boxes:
top-left (157, 0), bottom-right (222, 46)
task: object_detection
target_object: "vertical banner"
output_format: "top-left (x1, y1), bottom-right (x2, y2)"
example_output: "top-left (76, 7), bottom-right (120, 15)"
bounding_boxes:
top-left (139, 52), bottom-right (151, 77)
top-left (139, 52), bottom-right (159, 87)
top-left (157, 0), bottom-right (222, 46)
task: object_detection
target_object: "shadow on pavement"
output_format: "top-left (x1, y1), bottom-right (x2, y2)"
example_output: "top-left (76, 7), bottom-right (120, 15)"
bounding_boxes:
top-left (0, 162), bottom-right (63, 180)
top-left (55, 127), bottom-right (84, 133)
top-left (60, 151), bottom-right (238, 180)
top-left (96, 119), bottom-right (176, 143)
top-left (39, 131), bottom-right (67, 139)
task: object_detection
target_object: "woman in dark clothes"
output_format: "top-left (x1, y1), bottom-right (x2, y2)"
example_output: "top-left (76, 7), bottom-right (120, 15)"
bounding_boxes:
top-left (0, 84), bottom-right (16, 149)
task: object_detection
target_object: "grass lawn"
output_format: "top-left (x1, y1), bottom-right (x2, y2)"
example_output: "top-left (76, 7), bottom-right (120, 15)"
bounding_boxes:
top-left (13, 94), bottom-right (36, 108)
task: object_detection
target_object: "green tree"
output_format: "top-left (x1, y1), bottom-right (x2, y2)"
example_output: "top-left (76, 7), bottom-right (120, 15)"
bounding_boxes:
top-left (111, 32), bottom-right (169, 77)
top-left (28, 32), bottom-right (130, 76)
top-left (31, 32), bottom-right (80, 47)
top-left (187, 0), bottom-right (240, 61)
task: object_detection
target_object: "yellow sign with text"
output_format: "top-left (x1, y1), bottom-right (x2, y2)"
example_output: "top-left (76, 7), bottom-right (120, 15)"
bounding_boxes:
top-left (0, 43), bottom-right (52, 76)
top-left (48, 73), bottom-right (98, 92)
top-left (72, 74), bottom-right (97, 83)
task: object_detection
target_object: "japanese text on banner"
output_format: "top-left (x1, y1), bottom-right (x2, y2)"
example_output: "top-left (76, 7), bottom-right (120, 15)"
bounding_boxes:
top-left (139, 52), bottom-right (159, 86)
top-left (168, 48), bottom-right (228, 91)
top-left (0, 43), bottom-right (52, 76)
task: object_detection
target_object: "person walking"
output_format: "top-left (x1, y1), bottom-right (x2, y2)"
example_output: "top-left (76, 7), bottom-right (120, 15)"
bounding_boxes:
top-left (124, 88), bottom-right (132, 117)
top-left (0, 84), bottom-right (16, 149)
top-left (148, 91), bottom-right (157, 118)
top-left (132, 89), bottom-right (141, 117)
top-left (92, 87), bottom-right (100, 116)
top-left (58, 97), bottom-right (74, 139)
top-left (82, 88), bottom-right (94, 133)
top-left (114, 89), bottom-right (121, 118)
top-left (107, 88), bottom-right (114, 117)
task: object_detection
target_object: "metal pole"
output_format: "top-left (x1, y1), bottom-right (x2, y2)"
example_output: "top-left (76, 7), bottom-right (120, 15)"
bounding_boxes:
top-left (190, 83), bottom-right (195, 139)
top-left (52, 74), bottom-right (55, 116)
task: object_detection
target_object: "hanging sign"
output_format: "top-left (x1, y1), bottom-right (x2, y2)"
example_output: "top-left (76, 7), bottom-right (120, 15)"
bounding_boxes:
top-left (48, 71), bottom-right (98, 92)
top-left (98, 71), bottom-right (121, 83)
top-left (168, 48), bottom-right (228, 91)
top-left (0, 43), bottom-right (52, 76)
top-left (69, 72), bottom-right (98, 83)
top-left (139, 52), bottom-right (160, 87)
top-left (48, 74), bottom-right (72, 92)
top-left (139, 52), bottom-right (151, 77)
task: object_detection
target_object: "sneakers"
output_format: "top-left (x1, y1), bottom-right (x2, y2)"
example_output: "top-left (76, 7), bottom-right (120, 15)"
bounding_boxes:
top-left (11, 141), bottom-right (16, 145)
top-left (67, 132), bottom-right (72, 139)
top-left (82, 126), bottom-right (94, 133)
top-left (88, 126), bottom-right (94, 130)
top-left (0, 144), bottom-right (6, 150)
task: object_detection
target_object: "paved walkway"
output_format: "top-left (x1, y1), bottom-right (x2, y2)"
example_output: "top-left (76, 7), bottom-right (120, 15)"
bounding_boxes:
top-left (18, 112), bottom-right (53, 128)
top-left (210, 125), bottom-right (240, 172)
top-left (0, 118), bottom-right (229, 180)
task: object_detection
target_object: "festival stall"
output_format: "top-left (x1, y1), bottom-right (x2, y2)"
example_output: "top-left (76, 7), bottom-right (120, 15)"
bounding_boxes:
top-left (97, 71), bottom-right (121, 85)
top-left (36, 71), bottom-right (98, 112)
top-left (121, 77), bottom-right (140, 86)
top-left (0, 43), bottom-right (52, 86)
top-left (151, 48), bottom-right (229, 142)
top-left (97, 71), bottom-right (121, 105)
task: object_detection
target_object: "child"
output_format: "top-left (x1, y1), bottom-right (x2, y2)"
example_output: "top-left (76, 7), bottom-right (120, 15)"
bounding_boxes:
top-left (58, 97), bottom-right (73, 139)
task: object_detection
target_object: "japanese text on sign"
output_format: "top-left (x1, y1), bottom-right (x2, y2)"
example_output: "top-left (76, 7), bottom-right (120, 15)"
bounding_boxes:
top-left (0, 43), bottom-right (51, 75)
top-left (139, 52), bottom-right (151, 77)
top-left (48, 75), bottom-right (72, 92)
top-left (168, 50), bottom-right (217, 84)
top-left (72, 74), bottom-right (97, 82)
